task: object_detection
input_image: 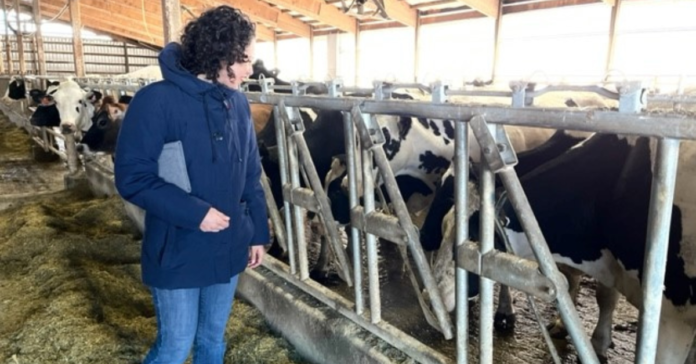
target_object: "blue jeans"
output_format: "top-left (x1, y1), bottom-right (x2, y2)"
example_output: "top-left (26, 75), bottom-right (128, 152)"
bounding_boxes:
top-left (143, 275), bottom-right (239, 364)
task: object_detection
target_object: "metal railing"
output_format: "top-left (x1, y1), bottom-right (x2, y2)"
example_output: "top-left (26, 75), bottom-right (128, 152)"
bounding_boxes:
top-left (1, 74), bottom-right (694, 364)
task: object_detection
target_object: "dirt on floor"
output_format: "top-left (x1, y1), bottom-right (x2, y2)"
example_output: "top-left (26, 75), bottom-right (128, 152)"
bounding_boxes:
top-left (0, 115), bottom-right (308, 364)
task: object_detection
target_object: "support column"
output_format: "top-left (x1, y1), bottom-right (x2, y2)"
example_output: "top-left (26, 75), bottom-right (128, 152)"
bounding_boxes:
top-left (69, 0), bottom-right (85, 77)
top-left (354, 24), bottom-right (360, 86)
top-left (13, 0), bottom-right (23, 74)
top-left (327, 32), bottom-right (338, 79)
top-left (4, 1), bottom-right (13, 73)
top-left (605, 0), bottom-right (622, 74)
top-left (32, 0), bottom-right (46, 78)
top-left (413, 13), bottom-right (420, 82)
top-left (309, 29), bottom-right (314, 80)
top-left (161, 0), bottom-right (181, 44)
top-left (490, 0), bottom-right (503, 83)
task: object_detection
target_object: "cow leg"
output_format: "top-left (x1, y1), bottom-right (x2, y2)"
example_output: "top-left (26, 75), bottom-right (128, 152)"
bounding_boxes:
top-left (547, 265), bottom-right (582, 338)
top-left (590, 283), bottom-right (619, 363)
top-left (655, 314), bottom-right (696, 364)
top-left (494, 285), bottom-right (516, 333)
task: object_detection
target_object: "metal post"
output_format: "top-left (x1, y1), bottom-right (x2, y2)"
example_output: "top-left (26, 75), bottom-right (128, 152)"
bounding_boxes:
top-left (605, 0), bottom-right (622, 75)
top-left (286, 117), bottom-right (309, 280)
top-left (362, 147), bottom-right (381, 323)
top-left (454, 119), bottom-right (470, 364)
top-left (635, 146), bottom-right (681, 362)
top-left (491, 0), bottom-right (503, 83)
top-left (63, 131), bottom-right (79, 174)
top-left (271, 89), bottom-right (297, 274)
top-left (161, 0), bottom-right (181, 44)
top-left (478, 129), bottom-right (496, 364)
top-left (261, 168), bottom-right (287, 254)
top-left (342, 99), bottom-right (364, 315)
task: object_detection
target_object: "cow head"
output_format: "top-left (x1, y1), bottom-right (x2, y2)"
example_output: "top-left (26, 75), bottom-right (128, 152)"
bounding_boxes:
top-left (48, 79), bottom-right (102, 135)
top-left (78, 96), bottom-right (127, 155)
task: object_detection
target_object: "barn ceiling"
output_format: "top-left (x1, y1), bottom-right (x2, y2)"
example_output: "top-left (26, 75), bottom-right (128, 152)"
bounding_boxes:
top-left (17, 0), bottom-right (615, 48)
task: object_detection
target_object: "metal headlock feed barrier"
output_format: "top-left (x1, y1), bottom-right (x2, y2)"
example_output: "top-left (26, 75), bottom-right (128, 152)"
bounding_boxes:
top-left (1, 73), bottom-right (696, 364)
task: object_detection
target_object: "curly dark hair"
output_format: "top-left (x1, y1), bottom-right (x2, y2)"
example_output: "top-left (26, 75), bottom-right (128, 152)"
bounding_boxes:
top-left (180, 5), bottom-right (256, 81)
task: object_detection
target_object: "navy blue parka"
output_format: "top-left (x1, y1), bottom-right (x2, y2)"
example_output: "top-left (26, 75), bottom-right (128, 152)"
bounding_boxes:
top-left (115, 43), bottom-right (270, 289)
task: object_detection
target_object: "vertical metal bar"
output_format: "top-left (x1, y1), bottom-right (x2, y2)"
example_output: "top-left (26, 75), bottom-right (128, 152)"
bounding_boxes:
top-left (527, 295), bottom-right (563, 364)
top-left (63, 131), bottom-right (79, 174)
top-left (636, 137), bottom-right (681, 364)
top-left (344, 111), bottom-right (364, 315)
top-left (413, 14), bottom-right (420, 83)
top-left (287, 125), bottom-right (309, 280)
top-left (273, 105), bottom-right (296, 274)
top-left (478, 135), bottom-right (496, 364)
top-left (454, 120), bottom-right (470, 364)
top-left (498, 169), bottom-right (600, 364)
top-left (363, 148), bottom-right (381, 323)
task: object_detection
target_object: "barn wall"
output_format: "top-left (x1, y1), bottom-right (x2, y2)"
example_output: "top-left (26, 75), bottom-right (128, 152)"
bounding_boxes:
top-left (1, 35), bottom-right (158, 76)
top-left (418, 17), bottom-right (496, 86)
top-left (613, 0), bottom-right (696, 92)
top-left (356, 27), bottom-right (416, 87)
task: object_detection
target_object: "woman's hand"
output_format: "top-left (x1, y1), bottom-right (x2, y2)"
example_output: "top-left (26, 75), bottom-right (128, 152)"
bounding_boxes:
top-left (199, 208), bottom-right (230, 232)
top-left (248, 245), bottom-right (265, 269)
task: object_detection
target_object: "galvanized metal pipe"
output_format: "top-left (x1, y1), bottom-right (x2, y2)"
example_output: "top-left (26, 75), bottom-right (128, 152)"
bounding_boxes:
top-left (246, 94), bottom-right (696, 140)
top-left (454, 119), bottom-right (470, 364)
top-left (363, 149), bottom-right (381, 323)
top-left (261, 168), bottom-right (287, 254)
top-left (63, 131), bottom-right (79, 174)
top-left (343, 111), bottom-right (364, 314)
top-left (498, 169), bottom-right (600, 364)
top-left (350, 207), bottom-right (407, 246)
top-left (457, 243), bottom-right (556, 302)
top-left (273, 106), bottom-right (297, 274)
top-left (636, 137), bottom-right (681, 364)
top-left (286, 131), bottom-right (309, 280)
top-left (363, 139), bottom-right (454, 339)
top-left (478, 147), bottom-right (496, 364)
top-left (282, 108), bottom-right (354, 286)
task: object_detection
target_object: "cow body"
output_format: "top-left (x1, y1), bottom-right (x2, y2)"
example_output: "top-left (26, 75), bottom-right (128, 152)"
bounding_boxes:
top-left (434, 133), bottom-right (696, 363)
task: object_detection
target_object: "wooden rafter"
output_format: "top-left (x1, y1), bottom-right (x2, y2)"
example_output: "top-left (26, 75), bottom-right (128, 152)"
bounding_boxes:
top-left (455, 0), bottom-right (498, 17)
top-left (193, 0), bottom-right (310, 38)
top-left (257, 0), bottom-right (357, 33)
top-left (380, 0), bottom-right (418, 27)
top-left (38, 0), bottom-right (277, 48)
top-left (503, 0), bottom-right (598, 14)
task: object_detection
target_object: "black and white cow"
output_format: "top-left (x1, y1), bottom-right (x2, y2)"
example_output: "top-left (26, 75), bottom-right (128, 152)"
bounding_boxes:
top-left (77, 96), bottom-right (128, 155)
top-left (3, 76), bottom-right (26, 100)
top-left (422, 129), bottom-right (590, 332)
top-left (29, 79), bottom-right (102, 136)
top-left (434, 133), bottom-right (696, 363)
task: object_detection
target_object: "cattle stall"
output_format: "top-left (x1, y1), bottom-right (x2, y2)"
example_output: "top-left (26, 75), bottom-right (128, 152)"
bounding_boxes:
top-left (3, 73), bottom-right (695, 363)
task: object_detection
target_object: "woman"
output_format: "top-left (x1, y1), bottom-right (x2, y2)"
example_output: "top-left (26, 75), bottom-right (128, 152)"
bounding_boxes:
top-left (114, 6), bottom-right (269, 364)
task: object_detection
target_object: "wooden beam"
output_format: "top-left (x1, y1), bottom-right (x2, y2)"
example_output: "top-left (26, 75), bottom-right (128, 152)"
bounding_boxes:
top-left (601, 0), bottom-right (615, 5)
top-left (381, 0), bottom-right (418, 27)
top-left (195, 0), bottom-right (311, 38)
top-left (454, 0), bottom-right (498, 17)
top-left (254, 22), bottom-right (276, 42)
top-left (418, 10), bottom-right (483, 25)
top-left (256, 0), bottom-right (357, 33)
top-left (161, 0), bottom-right (182, 44)
top-left (40, 2), bottom-right (164, 46)
top-left (69, 0), bottom-right (86, 77)
top-left (32, 0), bottom-right (47, 77)
top-left (503, 0), bottom-right (599, 14)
